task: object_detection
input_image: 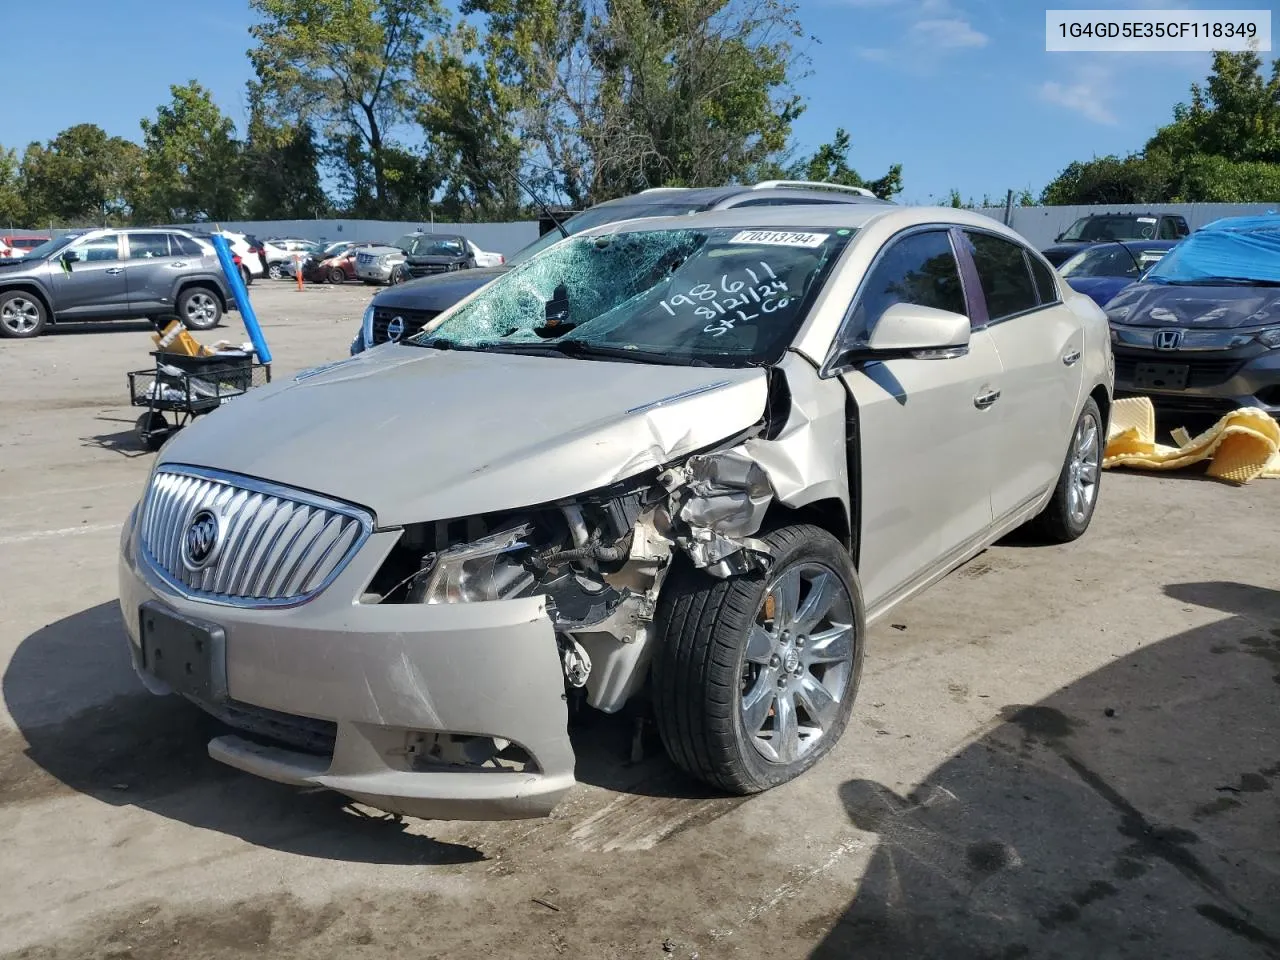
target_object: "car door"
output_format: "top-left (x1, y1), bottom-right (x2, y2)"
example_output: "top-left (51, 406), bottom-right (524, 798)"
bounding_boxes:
top-left (832, 227), bottom-right (1004, 611)
top-left (124, 233), bottom-right (181, 312)
top-left (959, 230), bottom-right (1085, 522)
top-left (51, 234), bottom-right (128, 317)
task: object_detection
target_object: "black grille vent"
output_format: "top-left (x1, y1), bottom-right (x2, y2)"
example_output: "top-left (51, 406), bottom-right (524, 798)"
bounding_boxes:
top-left (371, 307), bottom-right (439, 345)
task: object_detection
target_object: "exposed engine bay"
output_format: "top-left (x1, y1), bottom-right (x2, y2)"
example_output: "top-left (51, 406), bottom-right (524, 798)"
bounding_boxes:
top-left (362, 360), bottom-right (850, 714)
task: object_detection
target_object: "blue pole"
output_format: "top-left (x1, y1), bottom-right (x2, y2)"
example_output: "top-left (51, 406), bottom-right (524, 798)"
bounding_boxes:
top-left (210, 233), bottom-right (272, 364)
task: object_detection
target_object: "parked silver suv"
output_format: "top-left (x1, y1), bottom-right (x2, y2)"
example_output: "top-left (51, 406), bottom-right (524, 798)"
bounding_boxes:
top-left (119, 205), bottom-right (1111, 821)
top-left (0, 228), bottom-right (233, 339)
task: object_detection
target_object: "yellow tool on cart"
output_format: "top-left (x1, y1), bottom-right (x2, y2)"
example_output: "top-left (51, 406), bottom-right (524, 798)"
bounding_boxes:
top-left (126, 318), bottom-right (271, 451)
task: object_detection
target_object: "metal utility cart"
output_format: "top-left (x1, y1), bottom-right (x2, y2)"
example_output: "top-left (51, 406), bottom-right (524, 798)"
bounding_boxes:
top-left (127, 350), bottom-right (271, 451)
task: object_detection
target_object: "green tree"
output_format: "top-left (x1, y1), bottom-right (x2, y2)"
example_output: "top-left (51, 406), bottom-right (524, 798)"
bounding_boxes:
top-left (788, 128), bottom-right (902, 198)
top-left (0, 146), bottom-right (25, 226)
top-left (463, 0), bottom-right (809, 205)
top-left (248, 0), bottom-right (448, 215)
top-left (135, 82), bottom-right (244, 222)
top-left (243, 112), bottom-right (329, 219)
top-left (413, 23), bottom-right (524, 220)
top-left (18, 124), bottom-right (141, 225)
top-left (1042, 52), bottom-right (1280, 203)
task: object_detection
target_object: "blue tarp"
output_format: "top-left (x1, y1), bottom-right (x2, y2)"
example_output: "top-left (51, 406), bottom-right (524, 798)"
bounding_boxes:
top-left (1146, 214), bottom-right (1280, 285)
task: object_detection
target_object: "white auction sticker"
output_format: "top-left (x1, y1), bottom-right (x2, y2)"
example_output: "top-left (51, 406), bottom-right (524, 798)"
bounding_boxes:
top-left (1047, 9), bottom-right (1271, 52)
top-left (729, 230), bottom-right (830, 248)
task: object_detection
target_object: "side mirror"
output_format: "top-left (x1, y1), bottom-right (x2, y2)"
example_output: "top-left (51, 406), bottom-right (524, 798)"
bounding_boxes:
top-left (62, 251), bottom-right (79, 265)
top-left (1054, 233), bottom-right (1065, 243)
top-left (840, 303), bottom-right (971, 365)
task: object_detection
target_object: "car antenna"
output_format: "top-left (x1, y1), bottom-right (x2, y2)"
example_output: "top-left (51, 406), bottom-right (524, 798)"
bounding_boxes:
top-left (512, 171), bottom-right (569, 239)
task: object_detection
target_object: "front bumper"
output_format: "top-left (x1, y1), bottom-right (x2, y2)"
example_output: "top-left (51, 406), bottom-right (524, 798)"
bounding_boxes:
top-left (356, 263), bottom-right (394, 282)
top-left (117, 512), bottom-right (575, 820)
top-left (1113, 344), bottom-right (1280, 417)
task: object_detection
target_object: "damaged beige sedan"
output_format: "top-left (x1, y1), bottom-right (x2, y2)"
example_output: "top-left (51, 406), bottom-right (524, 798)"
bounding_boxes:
top-left (118, 206), bottom-right (1112, 820)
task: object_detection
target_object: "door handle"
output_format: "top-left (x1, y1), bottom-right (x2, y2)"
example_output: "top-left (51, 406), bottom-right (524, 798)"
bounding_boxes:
top-left (105, 267), bottom-right (124, 276)
top-left (171, 261), bottom-right (188, 268)
top-left (1062, 349), bottom-right (1082, 366)
top-left (973, 388), bottom-right (1001, 409)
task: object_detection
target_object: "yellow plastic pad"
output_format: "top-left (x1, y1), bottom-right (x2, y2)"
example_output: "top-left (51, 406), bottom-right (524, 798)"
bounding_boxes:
top-left (1103, 396), bottom-right (1280, 485)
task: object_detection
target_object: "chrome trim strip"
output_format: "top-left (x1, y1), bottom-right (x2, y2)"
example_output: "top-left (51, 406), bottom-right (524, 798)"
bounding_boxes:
top-left (137, 464), bottom-right (374, 609)
top-left (626, 381), bottom-right (733, 414)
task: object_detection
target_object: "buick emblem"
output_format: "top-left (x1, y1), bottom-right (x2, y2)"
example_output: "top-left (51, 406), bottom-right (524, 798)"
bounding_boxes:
top-left (182, 509), bottom-right (222, 570)
top-left (1153, 329), bottom-right (1183, 350)
top-left (386, 316), bottom-right (405, 341)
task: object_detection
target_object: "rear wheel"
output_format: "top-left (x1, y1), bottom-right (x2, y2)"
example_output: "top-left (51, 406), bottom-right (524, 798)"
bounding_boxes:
top-left (134, 412), bottom-right (170, 451)
top-left (177, 287), bottom-right (222, 331)
top-left (653, 524), bottom-right (864, 794)
top-left (0, 291), bottom-right (47, 338)
top-left (1030, 397), bottom-right (1103, 543)
top-left (239, 265), bottom-right (253, 287)
top-left (268, 262), bottom-right (284, 280)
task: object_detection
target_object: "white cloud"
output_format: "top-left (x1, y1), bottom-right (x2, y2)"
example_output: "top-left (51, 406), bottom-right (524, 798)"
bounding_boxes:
top-left (1038, 78), bottom-right (1117, 125)
top-left (910, 17), bottom-right (989, 48)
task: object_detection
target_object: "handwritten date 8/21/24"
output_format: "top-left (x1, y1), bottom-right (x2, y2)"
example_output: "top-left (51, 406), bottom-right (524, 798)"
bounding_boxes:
top-left (657, 260), bottom-right (794, 338)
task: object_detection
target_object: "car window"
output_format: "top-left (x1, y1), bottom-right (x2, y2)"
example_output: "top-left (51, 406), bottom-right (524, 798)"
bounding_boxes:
top-left (1158, 218), bottom-right (1178, 240)
top-left (127, 234), bottom-right (171, 259)
top-left (171, 235), bottom-right (206, 257)
top-left (963, 232), bottom-right (1040, 320)
top-left (1174, 219), bottom-right (1190, 237)
top-left (847, 230), bottom-right (967, 339)
top-left (1029, 253), bottom-right (1061, 302)
top-left (75, 236), bottom-right (121, 263)
top-left (1058, 244), bottom-right (1139, 279)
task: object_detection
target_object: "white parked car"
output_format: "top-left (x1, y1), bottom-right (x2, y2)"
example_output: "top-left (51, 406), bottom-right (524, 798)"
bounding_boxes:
top-left (468, 240), bottom-right (505, 268)
top-left (118, 205), bottom-right (1112, 821)
top-left (193, 231), bottom-right (266, 281)
top-left (262, 238), bottom-right (322, 279)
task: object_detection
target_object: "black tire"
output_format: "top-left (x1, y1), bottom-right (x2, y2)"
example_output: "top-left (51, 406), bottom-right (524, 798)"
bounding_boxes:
top-left (0, 290), bottom-right (48, 338)
top-left (328, 266), bottom-right (346, 284)
top-left (240, 265), bottom-right (253, 287)
top-left (1029, 397), bottom-right (1103, 543)
top-left (176, 287), bottom-right (222, 331)
top-left (652, 524), bottom-right (865, 794)
top-left (390, 266), bottom-right (406, 285)
top-left (268, 262), bottom-right (284, 281)
top-left (135, 412), bottom-right (170, 451)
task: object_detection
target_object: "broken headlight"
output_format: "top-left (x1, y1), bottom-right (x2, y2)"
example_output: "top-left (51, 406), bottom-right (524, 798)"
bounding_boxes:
top-left (417, 523), bottom-right (536, 604)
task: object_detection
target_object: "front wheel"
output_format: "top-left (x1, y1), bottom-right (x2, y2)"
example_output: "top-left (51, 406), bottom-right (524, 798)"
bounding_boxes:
top-left (1030, 397), bottom-right (1103, 543)
top-left (328, 267), bottom-right (346, 284)
top-left (0, 290), bottom-right (47, 338)
top-left (268, 262), bottom-right (284, 280)
top-left (177, 287), bottom-right (222, 331)
top-left (652, 524), bottom-right (865, 794)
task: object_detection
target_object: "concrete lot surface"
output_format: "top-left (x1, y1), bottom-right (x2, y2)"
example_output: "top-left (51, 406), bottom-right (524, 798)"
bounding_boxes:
top-left (1, 283), bottom-right (1278, 959)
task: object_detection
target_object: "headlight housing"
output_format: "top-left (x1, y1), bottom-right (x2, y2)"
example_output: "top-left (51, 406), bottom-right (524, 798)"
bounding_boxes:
top-left (1256, 326), bottom-right (1280, 349)
top-left (418, 524), bottom-right (536, 604)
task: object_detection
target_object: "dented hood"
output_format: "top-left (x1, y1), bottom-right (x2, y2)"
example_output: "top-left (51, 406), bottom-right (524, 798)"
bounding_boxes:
top-left (157, 346), bottom-right (768, 526)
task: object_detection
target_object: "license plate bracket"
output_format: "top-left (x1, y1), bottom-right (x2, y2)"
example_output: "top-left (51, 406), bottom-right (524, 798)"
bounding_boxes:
top-left (1133, 362), bottom-right (1189, 390)
top-left (139, 601), bottom-right (227, 702)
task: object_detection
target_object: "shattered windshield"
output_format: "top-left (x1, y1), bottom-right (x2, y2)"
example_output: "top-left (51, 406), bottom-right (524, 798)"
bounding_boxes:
top-left (507, 202), bottom-right (706, 266)
top-left (406, 226), bottom-right (854, 366)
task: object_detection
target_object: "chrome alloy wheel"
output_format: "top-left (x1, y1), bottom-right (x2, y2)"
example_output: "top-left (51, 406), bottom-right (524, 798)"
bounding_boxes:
top-left (1, 296), bottom-right (41, 335)
top-left (184, 292), bottom-right (218, 325)
top-left (740, 562), bottom-right (856, 764)
top-left (1067, 411), bottom-right (1100, 525)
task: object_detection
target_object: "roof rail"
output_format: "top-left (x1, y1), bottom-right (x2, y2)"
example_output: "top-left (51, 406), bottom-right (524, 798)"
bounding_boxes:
top-left (752, 180), bottom-right (877, 198)
top-left (638, 186), bottom-right (692, 193)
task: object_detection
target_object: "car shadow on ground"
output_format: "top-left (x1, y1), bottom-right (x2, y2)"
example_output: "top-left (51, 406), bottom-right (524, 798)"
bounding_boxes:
top-left (46, 321), bottom-right (158, 337)
top-left (1, 602), bottom-right (484, 865)
top-left (810, 580), bottom-right (1280, 959)
top-left (1, 599), bottom-right (723, 864)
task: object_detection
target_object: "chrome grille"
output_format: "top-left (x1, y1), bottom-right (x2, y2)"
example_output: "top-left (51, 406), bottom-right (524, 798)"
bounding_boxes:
top-left (139, 467), bottom-right (372, 607)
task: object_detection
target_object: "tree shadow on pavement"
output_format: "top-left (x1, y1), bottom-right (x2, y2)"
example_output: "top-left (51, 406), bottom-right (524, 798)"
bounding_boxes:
top-left (1, 602), bottom-right (484, 866)
top-left (812, 581), bottom-right (1280, 960)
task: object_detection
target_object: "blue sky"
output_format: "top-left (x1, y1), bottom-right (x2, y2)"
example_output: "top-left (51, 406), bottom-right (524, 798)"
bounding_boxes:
top-left (1, 0), bottom-right (1244, 204)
